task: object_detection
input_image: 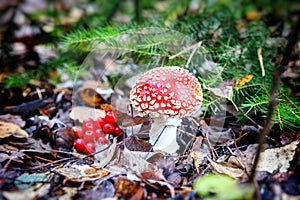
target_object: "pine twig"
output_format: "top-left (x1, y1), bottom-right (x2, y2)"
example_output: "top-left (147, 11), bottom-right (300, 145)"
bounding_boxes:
top-left (248, 12), bottom-right (300, 183)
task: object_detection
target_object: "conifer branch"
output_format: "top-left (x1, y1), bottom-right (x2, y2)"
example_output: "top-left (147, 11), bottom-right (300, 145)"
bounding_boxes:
top-left (249, 12), bottom-right (300, 183)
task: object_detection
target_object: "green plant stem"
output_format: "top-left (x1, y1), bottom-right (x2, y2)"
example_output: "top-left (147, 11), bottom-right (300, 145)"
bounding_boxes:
top-left (249, 12), bottom-right (300, 183)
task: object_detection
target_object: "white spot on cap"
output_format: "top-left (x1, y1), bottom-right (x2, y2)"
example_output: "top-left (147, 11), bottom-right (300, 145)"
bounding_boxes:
top-left (161, 103), bottom-right (166, 107)
top-left (157, 95), bottom-right (162, 100)
top-left (150, 100), bottom-right (156, 105)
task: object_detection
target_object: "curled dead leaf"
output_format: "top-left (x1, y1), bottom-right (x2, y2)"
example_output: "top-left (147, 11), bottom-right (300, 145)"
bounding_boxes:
top-left (0, 121), bottom-right (29, 138)
top-left (56, 164), bottom-right (110, 182)
top-left (208, 157), bottom-right (245, 179)
top-left (74, 88), bottom-right (109, 108)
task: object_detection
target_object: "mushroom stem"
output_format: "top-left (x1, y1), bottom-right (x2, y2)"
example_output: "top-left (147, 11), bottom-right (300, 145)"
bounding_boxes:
top-left (149, 116), bottom-right (182, 154)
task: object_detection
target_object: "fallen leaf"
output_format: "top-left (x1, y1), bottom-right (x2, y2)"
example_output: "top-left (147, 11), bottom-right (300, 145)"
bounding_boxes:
top-left (188, 136), bottom-right (211, 168)
top-left (69, 106), bottom-right (105, 123)
top-left (122, 135), bottom-right (152, 152)
top-left (0, 121), bottom-right (29, 138)
top-left (114, 176), bottom-right (144, 199)
top-left (73, 88), bottom-right (109, 108)
top-left (55, 167), bottom-right (82, 179)
top-left (256, 141), bottom-right (299, 173)
top-left (0, 114), bottom-right (25, 127)
top-left (140, 169), bottom-right (166, 181)
top-left (94, 138), bottom-right (119, 168)
top-left (114, 109), bottom-right (148, 127)
top-left (122, 149), bottom-right (156, 174)
top-left (235, 73), bottom-right (253, 88)
top-left (146, 179), bottom-right (176, 197)
top-left (228, 144), bottom-right (265, 179)
top-left (14, 173), bottom-right (53, 189)
top-left (208, 157), bottom-right (245, 179)
top-left (56, 164), bottom-right (110, 182)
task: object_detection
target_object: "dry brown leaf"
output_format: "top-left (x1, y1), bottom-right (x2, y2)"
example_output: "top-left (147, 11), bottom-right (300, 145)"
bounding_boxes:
top-left (0, 121), bottom-right (29, 138)
top-left (256, 141), bottom-right (299, 173)
top-left (229, 144), bottom-right (261, 177)
top-left (69, 106), bottom-right (105, 122)
top-left (140, 169), bottom-right (166, 181)
top-left (94, 138), bottom-right (119, 168)
top-left (208, 157), bottom-right (245, 179)
top-left (114, 109), bottom-right (148, 127)
top-left (56, 164), bottom-right (110, 182)
top-left (114, 176), bottom-right (144, 199)
top-left (74, 88), bottom-right (109, 108)
top-left (122, 135), bottom-right (152, 152)
top-left (122, 149), bottom-right (156, 174)
top-left (55, 167), bottom-right (82, 179)
top-left (188, 136), bottom-right (211, 168)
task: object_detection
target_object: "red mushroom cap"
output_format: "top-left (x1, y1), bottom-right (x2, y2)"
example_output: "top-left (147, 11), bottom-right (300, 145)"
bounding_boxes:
top-left (130, 66), bottom-right (202, 118)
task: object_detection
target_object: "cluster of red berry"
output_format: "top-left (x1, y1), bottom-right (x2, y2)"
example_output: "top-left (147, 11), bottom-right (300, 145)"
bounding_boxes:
top-left (73, 111), bottom-right (121, 154)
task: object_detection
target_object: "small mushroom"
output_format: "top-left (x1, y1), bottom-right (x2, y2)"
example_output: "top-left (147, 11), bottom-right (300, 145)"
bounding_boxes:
top-left (129, 66), bottom-right (202, 154)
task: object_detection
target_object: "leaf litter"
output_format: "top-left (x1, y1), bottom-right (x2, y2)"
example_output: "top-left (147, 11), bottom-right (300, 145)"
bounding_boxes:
top-left (0, 67), bottom-right (299, 200)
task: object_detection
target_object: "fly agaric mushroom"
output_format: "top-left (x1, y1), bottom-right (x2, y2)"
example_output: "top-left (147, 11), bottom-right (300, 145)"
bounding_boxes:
top-left (129, 66), bottom-right (202, 154)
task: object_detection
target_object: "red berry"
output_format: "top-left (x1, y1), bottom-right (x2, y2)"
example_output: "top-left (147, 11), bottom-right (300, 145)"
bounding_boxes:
top-left (83, 130), bottom-right (96, 142)
top-left (84, 142), bottom-right (95, 154)
top-left (104, 111), bottom-right (117, 124)
top-left (74, 128), bottom-right (84, 138)
top-left (103, 123), bottom-right (115, 134)
top-left (74, 138), bottom-right (85, 153)
top-left (95, 128), bottom-right (104, 136)
top-left (96, 117), bottom-right (106, 128)
top-left (97, 136), bottom-right (108, 144)
top-left (113, 126), bottom-right (122, 136)
top-left (82, 122), bottom-right (95, 131)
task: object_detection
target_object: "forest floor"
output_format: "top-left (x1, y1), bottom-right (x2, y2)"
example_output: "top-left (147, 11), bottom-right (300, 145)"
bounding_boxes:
top-left (0, 1), bottom-right (300, 200)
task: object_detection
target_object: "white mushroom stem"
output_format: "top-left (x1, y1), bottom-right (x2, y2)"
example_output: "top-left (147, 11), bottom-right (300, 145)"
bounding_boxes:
top-left (149, 116), bottom-right (182, 155)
